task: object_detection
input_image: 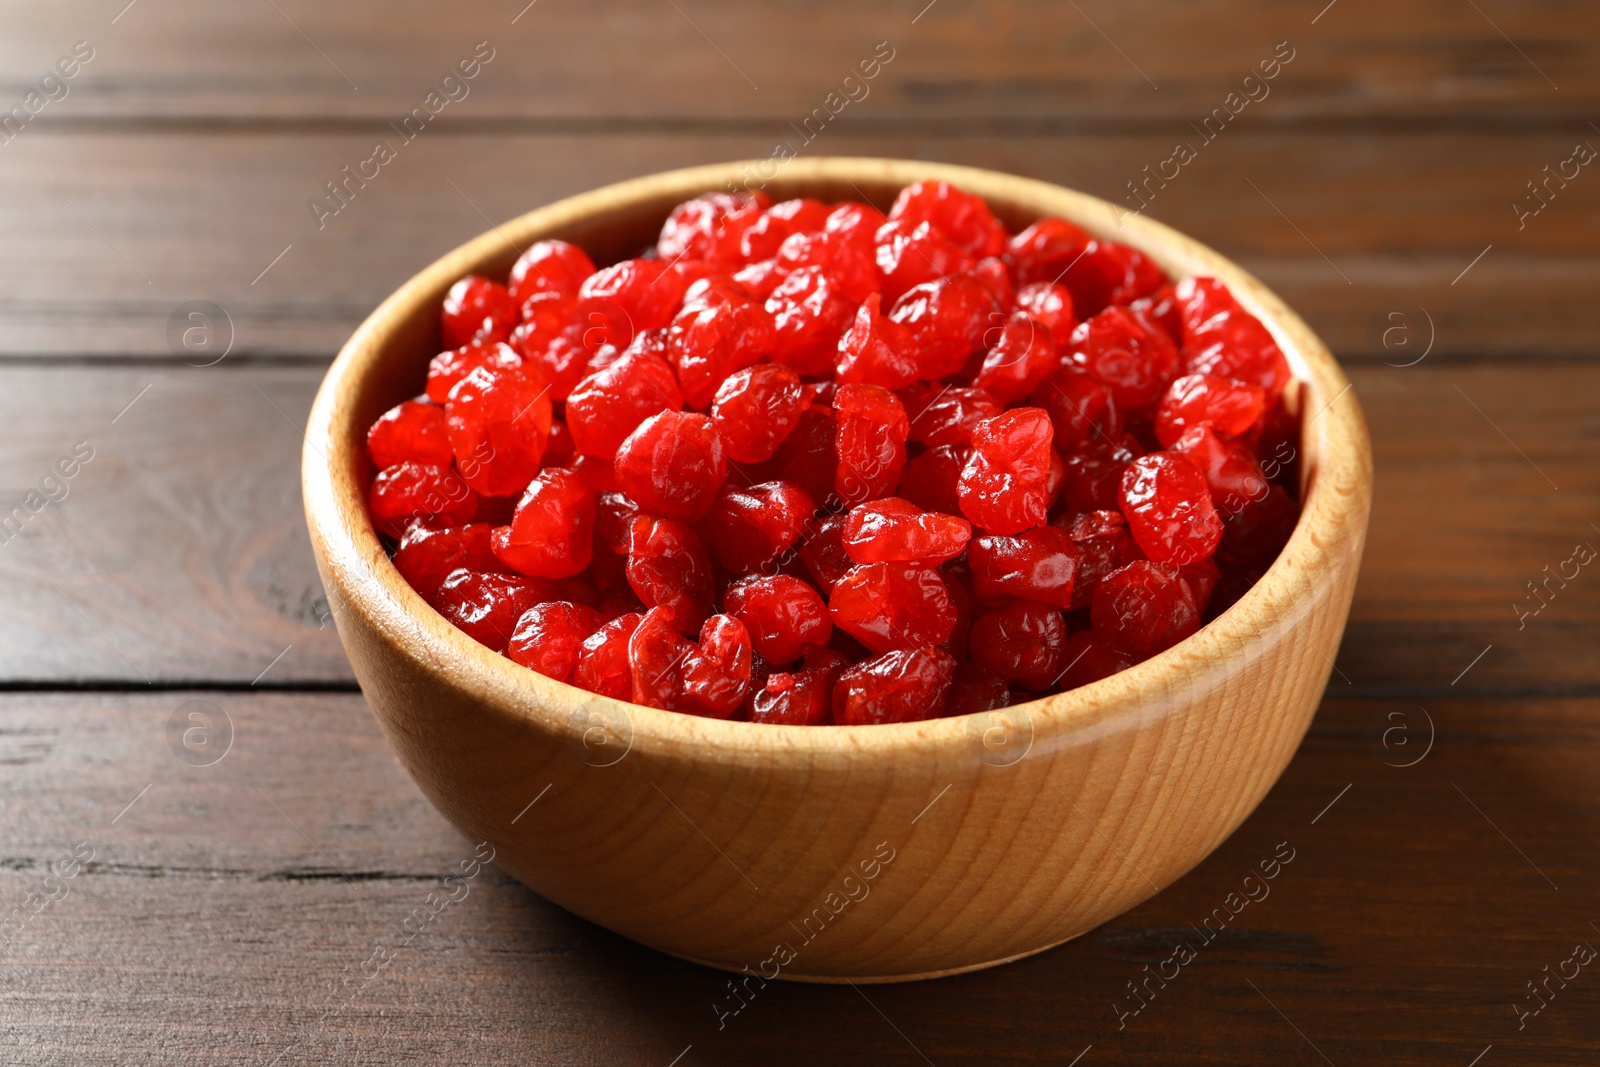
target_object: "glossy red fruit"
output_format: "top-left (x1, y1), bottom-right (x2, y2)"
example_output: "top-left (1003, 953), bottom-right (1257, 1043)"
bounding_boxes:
top-left (426, 340), bottom-right (525, 404)
top-left (973, 311), bottom-right (1060, 406)
top-left (1170, 425), bottom-right (1269, 516)
top-left (897, 444), bottom-right (969, 517)
top-left (612, 410), bottom-right (726, 523)
top-left (509, 240), bottom-right (596, 304)
top-left (441, 275), bottom-right (518, 349)
top-left (1058, 451), bottom-right (1131, 514)
top-left (1007, 218), bottom-right (1092, 287)
top-left (572, 612), bottom-right (643, 699)
top-left (667, 287), bottom-right (775, 409)
top-left (724, 574), bottom-right (833, 664)
top-left (888, 272), bottom-right (1003, 380)
top-left (392, 522), bottom-right (501, 601)
top-left (1119, 451), bottom-right (1223, 565)
top-left (370, 462), bottom-right (478, 535)
top-left (1016, 281), bottom-right (1078, 347)
top-left (771, 404), bottom-right (839, 504)
top-left (775, 228), bottom-right (878, 304)
top-left (832, 646), bottom-right (957, 725)
top-left (444, 362), bottom-right (552, 496)
top-left (625, 515), bottom-right (715, 635)
top-left (899, 384), bottom-right (1001, 447)
top-left (1092, 560), bottom-right (1200, 658)
top-left (740, 198), bottom-right (832, 262)
top-left (748, 667), bottom-right (833, 725)
top-left (1061, 240), bottom-right (1166, 317)
top-left (765, 266), bottom-right (855, 376)
top-left (944, 662), bottom-right (1011, 716)
top-left (874, 219), bottom-right (975, 304)
top-left (506, 601), bottom-right (608, 681)
top-left (593, 491), bottom-right (642, 556)
top-left (1219, 484), bottom-right (1299, 570)
top-left (658, 192), bottom-right (767, 268)
top-left (702, 481), bottom-right (816, 574)
top-left (889, 180), bottom-right (1009, 259)
top-left (565, 347), bottom-right (683, 457)
top-left (836, 292), bottom-right (921, 389)
top-left (491, 468), bottom-right (596, 578)
top-left (1069, 306), bottom-right (1181, 412)
top-left (842, 497), bottom-right (971, 567)
top-left (967, 525), bottom-right (1080, 609)
top-left (1173, 277), bottom-right (1291, 394)
top-left (825, 201), bottom-right (888, 244)
top-left (577, 257), bottom-right (686, 351)
top-left (958, 408), bottom-right (1054, 535)
top-left (796, 512), bottom-right (853, 593)
top-left (1054, 630), bottom-right (1135, 691)
top-left (516, 319), bottom-right (590, 402)
top-left (829, 562), bottom-right (957, 654)
top-left (970, 600), bottom-right (1071, 689)
top-left (834, 384), bottom-right (909, 506)
top-left (710, 363), bottom-right (808, 464)
top-left (434, 568), bottom-right (550, 652)
top-left (1179, 556), bottom-right (1221, 616)
top-left (1032, 365), bottom-right (1121, 455)
top-left (1056, 508), bottom-right (1141, 611)
top-left (680, 614), bottom-right (754, 717)
top-left (367, 399), bottom-right (453, 469)
top-left (1155, 373), bottom-right (1266, 447)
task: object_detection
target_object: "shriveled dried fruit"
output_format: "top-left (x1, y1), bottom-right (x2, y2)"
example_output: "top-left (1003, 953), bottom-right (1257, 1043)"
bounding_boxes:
top-left (1119, 451), bottom-right (1223, 565)
top-left (958, 408), bottom-right (1054, 535)
top-left (832, 646), bottom-right (957, 725)
top-left (829, 562), bottom-right (957, 654)
top-left (724, 574), bottom-right (833, 664)
top-left (842, 497), bottom-right (971, 568)
top-left (507, 601), bottom-right (608, 682)
top-left (613, 410), bottom-right (726, 522)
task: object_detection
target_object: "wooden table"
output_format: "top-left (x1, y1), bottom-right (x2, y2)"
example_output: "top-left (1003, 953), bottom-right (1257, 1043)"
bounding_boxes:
top-left (2, 1), bottom-right (1596, 1063)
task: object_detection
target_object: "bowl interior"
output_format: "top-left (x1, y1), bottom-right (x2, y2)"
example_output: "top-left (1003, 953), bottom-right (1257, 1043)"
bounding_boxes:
top-left (308, 157), bottom-right (1368, 761)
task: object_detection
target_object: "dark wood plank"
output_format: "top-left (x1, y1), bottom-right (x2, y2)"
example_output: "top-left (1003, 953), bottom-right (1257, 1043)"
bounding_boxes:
top-left (0, 0), bottom-right (1591, 124)
top-left (0, 362), bottom-right (1595, 690)
top-left (0, 130), bottom-right (1596, 359)
top-left (2, 691), bottom-right (1598, 1065)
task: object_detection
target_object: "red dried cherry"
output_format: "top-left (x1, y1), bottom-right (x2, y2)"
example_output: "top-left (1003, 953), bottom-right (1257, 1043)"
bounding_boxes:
top-left (392, 522), bottom-right (501, 601)
top-left (1092, 560), bottom-right (1200, 658)
top-left (565, 347), bottom-right (683, 457)
top-left (1069, 306), bottom-right (1181, 412)
top-left (888, 272), bottom-right (1003, 381)
top-left (577, 257), bottom-right (685, 351)
top-left (834, 384), bottom-right (909, 506)
top-left (974, 311), bottom-right (1060, 406)
top-left (368, 399), bottom-right (452, 469)
top-left (967, 526), bottom-right (1080, 609)
top-left (701, 481), bottom-right (816, 574)
top-left (899, 383), bottom-right (1001, 447)
top-left (613, 410), bottom-right (726, 522)
top-left (509, 240), bottom-right (597, 304)
top-left (668, 285), bottom-right (775, 408)
top-left (1173, 277), bottom-right (1290, 393)
top-left (874, 219), bottom-right (975, 304)
top-left (435, 569), bottom-right (550, 652)
top-left (832, 646), bottom-right (956, 725)
top-left (1016, 281), bottom-right (1078, 347)
top-left (889, 180), bottom-right (1009, 259)
top-left (1007, 218), bottom-right (1092, 287)
top-left (829, 562), bottom-right (957, 654)
top-left (572, 612), bottom-right (643, 699)
top-left (796, 512), bottom-right (853, 593)
top-left (426, 341), bottom-right (525, 404)
top-left (444, 362), bottom-right (552, 497)
top-left (958, 408), bottom-right (1055, 535)
top-left (1119, 451), bottom-right (1223, 565)
top-left (1061, 240), bottom-right (1165, 317)
top-left (441, 276), bottom-right (518, 350)
top-left (842, 497), bottom-right (971, 568)
top-left (765, 266), bottom-right (855, 376)
top-left (492, 468), bottom-right (596, 578)
top-left (724, 574), bottom-right (833, 664)
top-left (625, 515), bottom-right (715, 635)
top-left (969, 600), bottom-right (1070, 689)
top-left (836, 292), bottom-right (921, 389)
top-left (370, 462), bottom-right (477, 535)
top-left (507, 601), bottom-right (607, 682)
top-left (710, 364), bottom-right (808, 463)
top-left (1155, 373), bottom-right (1266, 447)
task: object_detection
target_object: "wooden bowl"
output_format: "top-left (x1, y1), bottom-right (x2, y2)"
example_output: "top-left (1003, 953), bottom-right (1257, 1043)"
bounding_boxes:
top-left (303, 158), bottom-right (1371, 982)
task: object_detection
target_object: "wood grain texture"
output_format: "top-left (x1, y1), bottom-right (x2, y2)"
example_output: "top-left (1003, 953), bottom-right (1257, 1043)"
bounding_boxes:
top-left (2, 362), bottom-right (1593, 689)
top-left (0, 0), bottom-right (1591, 124)
top-left (3, 691), bottom-right (1598, 1065)
top-left (0, 130), bottom-right (1595, 359)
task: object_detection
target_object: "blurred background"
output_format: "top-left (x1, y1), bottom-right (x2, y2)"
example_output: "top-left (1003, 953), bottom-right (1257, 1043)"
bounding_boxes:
top-left (1, 2), bottom-right (1596, 1064)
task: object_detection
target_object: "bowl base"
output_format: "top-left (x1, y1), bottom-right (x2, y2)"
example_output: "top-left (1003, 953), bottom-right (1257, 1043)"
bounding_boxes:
top-left (669, 928), bottom-right (1086, 984)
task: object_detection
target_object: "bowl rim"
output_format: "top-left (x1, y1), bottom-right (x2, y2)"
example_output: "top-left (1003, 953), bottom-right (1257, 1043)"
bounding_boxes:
top-left (303, 156), bottom-right (1371, 767)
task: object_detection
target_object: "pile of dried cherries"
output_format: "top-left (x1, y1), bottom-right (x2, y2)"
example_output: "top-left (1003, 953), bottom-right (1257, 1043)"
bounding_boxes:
top-left (365, 180), bottom-right (1300, 725)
